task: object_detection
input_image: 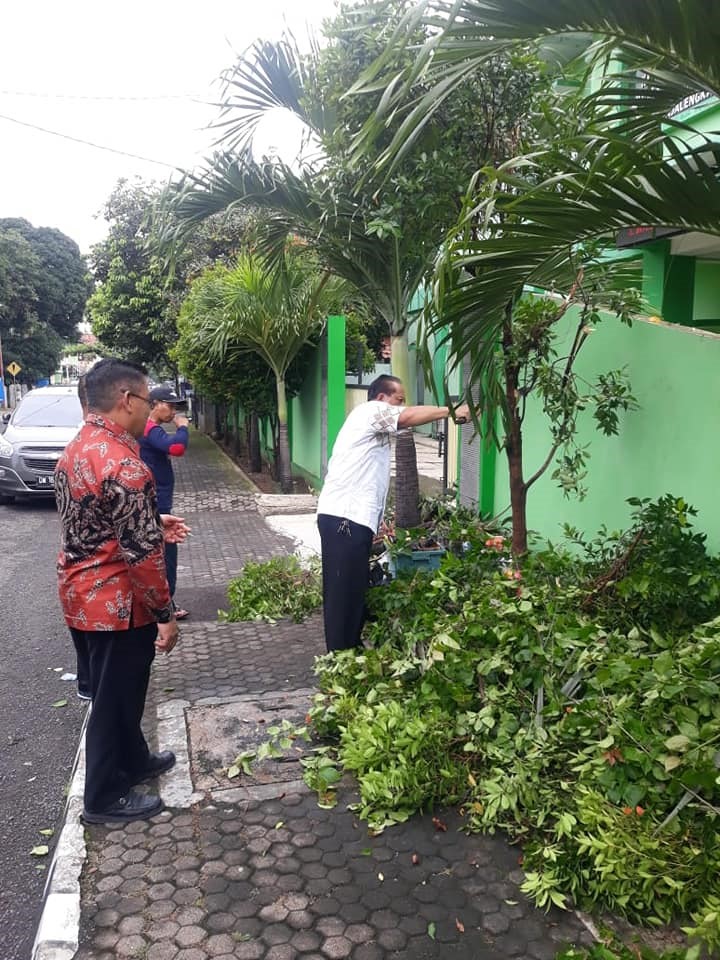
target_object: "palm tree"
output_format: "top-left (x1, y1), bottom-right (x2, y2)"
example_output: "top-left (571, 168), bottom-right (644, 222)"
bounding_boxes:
top-left (351, 0), bottom-right (720, 549)
top-left (155, 39), bottom-right (437, 525)
top-left (179, 252), bottom-right (348, 492)
top-left (355, 1), bottom-right (720, 324)
top-left (156, 18), bottom-right (532, 525)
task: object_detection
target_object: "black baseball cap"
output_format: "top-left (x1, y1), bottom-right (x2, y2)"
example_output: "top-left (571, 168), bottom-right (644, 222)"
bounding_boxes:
top-left (149, 386), bottom-right (185, 405)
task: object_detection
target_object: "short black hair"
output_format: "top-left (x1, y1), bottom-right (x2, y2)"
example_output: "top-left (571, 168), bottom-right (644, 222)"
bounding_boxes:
top-left (77, 373), bottom-right (88, 415)
top-left (367, 375), bottom-right (402, 401)
top-left (85, 358), bottom-right (148, 413)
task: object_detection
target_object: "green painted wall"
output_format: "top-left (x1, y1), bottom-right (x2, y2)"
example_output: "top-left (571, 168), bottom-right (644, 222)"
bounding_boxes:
top-left (493, 310), bottom-right (720, 550)
top-left (694, 260), bottom-right (720, 328)
top-left (288, 315), bottom-right (346, 488)
top-left (326, 315), bottom-right (346, 460)
top-left (289, 346), bottom-right (323, 487)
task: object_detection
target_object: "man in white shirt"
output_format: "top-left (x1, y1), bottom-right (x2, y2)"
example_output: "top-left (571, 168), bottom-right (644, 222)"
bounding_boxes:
top-left (316, 375), bottom-right (470, 653)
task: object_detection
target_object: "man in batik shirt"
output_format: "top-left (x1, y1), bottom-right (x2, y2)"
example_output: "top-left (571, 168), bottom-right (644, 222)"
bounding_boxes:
top-left (55, 358), bottom-right (184, 823)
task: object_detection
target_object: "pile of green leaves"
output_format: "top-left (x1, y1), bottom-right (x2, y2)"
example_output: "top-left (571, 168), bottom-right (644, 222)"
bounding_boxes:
top-left (220, 555), bottom-right (322, 623)
top-left (306, 496), bottom-right (720, 938)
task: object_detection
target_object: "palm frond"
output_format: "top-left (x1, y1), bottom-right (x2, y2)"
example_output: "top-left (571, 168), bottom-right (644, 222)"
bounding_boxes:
top-left (212, 34), bottom-right (327, 156)
top-left (156, 148), bottom-right (430, 334)
top-left (428, 133), bottom-right (720, 399)
top-left (353, 0), bottom-right (720, 170)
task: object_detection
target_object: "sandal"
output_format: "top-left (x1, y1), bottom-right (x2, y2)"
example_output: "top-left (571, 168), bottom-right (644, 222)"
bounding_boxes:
top-left (174, 608), bottom-right (190, 621)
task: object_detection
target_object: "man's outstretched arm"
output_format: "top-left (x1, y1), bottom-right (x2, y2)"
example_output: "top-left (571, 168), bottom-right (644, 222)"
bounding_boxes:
top-left (397, 403), bottom-right (471, 428)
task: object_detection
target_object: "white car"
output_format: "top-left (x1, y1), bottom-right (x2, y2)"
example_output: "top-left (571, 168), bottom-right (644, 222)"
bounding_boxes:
top-left (0, 386), bottom-right (82, 503)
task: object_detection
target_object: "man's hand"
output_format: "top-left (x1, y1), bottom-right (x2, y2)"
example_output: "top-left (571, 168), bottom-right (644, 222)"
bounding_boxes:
top-left (453, 403), bottom-right (471, 425)
top-left (156, 619), bottom-right (179, 653)
top-left (160, 514), bottom-right (191, 543)
top-left (174, 414), bottom-right (190, 428)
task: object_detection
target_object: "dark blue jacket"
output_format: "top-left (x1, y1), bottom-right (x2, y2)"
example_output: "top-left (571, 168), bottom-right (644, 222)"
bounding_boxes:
top-left (138, 420), bottom-right (189, 512)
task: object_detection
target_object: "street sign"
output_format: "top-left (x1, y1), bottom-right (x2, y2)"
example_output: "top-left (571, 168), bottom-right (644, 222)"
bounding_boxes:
top-left (7, 361), bottom-right (21, 376)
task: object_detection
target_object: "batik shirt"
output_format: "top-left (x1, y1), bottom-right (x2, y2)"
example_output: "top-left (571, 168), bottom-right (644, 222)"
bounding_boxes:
top-left (316, 400), bottom-right (405, 533)
top-left (55, 414), bottom-right (174, 631)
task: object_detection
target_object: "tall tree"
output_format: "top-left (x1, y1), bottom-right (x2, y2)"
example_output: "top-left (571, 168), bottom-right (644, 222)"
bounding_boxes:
top-left (88, 178), bottom-right (256, 372)
top-left (156, 2), bottom-right (537, 523)
top-left (87, 179), bottom-right (179, 370)
top-left (352, 0), bottom-right (720, 551)
top-left (0, 219), bottom-right (89, 383)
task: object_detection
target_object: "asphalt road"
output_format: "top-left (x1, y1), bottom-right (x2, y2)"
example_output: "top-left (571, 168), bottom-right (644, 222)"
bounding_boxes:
top-left (0, 497), bottom-right (86, 960)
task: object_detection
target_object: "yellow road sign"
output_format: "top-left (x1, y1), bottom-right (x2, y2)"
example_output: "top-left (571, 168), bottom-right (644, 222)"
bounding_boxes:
top-left (6, 361), bottom-right (21, 377)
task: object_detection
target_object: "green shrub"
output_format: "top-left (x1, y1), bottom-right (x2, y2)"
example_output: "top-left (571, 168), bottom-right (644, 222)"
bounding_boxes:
top-left (305, 496), bottom-right (720, 930)
top-left (220, 555), bottom-right (322, 623)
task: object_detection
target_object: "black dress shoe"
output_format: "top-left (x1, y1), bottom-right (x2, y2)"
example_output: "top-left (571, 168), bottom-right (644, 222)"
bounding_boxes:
top-left (132, 750), bottom-right (176, 785)
top-left (83, 790), bottom-right (164, 824)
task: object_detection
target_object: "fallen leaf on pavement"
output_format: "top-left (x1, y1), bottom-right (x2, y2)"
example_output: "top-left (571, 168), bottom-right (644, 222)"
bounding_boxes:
top-left (51, 699), bottom-right (68, 708)
top-left (455, 918), bottom-right (465, 933)
top-left (31, 845), bottom-right (49, 857)
top-left (431, 816), bottom-right (448, 832)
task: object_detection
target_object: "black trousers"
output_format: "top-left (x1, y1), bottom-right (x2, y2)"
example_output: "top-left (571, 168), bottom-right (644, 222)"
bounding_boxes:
top-left (317, 513), bottom-right (373, 653)
top-left (71, 631), bottom-right (91, 698)
top-left (71, 624), bottom-right (157, 812)
top-left (165, 541), bottom-right (178, 598)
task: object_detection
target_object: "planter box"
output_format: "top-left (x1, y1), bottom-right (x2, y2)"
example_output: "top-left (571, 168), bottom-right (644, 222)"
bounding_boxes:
top-left (394, 547), bottom-right (446, 575)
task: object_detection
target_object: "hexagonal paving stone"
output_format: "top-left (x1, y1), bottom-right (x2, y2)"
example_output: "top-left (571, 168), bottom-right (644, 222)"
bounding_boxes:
top-left (205, 933), bottom-right (236, 956)
top-left (232, 940), bottom-right (264, 960)
top-left (147, 942), bottom-right (180, 960)
top-left (261, 922), bottom-right (293, 945)
top-left (147, 919), bottom-right (181, 942)
top-left (266, 946), bottom-right (298, 960)
top-left (149, 882), bottom-right (176, 902)
top-left (116, 934), bottom-right (148, 956)
top-left (368, 909), bottom-right (395, 931)
top-left (377, 928), bottom-right (408, 951)
top-left (316, 917), bottom-right (346, 938)
top-left (321, 935), bottom-right (352, 959)
top-left (174, 925), bottom-right (207, 948)
top-left (259, 901), bottom-right (290, 922)
top-left (353, 945), bottom-right (383, 960)
top-left (118, 916), bottom-right (145, 936)
top-left (291, 929), bottom-right (322, 951)
top-left (482, 911), bottom-right (511, 935)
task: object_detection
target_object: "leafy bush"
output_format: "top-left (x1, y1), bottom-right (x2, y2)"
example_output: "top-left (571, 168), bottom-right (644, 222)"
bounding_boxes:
top-left (220, 555), bottom-right (322, 623)
top-left (305, 497), bottom-right (720, 931)
top-left (568, 495), bottom-right (720, 630)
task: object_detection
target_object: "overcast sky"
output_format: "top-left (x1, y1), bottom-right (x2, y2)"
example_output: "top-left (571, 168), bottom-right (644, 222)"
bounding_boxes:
top-left (0, 0), bottom-right (339, 253)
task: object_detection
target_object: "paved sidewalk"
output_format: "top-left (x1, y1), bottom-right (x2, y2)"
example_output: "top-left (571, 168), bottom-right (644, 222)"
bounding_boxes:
top-left (40, 431), bottom-right (595, 960)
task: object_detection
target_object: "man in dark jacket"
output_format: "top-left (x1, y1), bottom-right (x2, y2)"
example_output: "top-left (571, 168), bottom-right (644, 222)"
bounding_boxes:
top-left (139, 386), bottom-right (190, 619)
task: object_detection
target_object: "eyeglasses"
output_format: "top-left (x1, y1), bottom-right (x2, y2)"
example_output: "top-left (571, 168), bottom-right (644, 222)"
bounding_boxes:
top-left (125, 390), bottom-right (152, 406)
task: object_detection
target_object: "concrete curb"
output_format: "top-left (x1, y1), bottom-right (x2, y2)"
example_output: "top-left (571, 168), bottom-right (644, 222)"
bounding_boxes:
top-left (265, 512), bottom-right (320, 561)
top-left (31, 708), bottom-right (88, 960)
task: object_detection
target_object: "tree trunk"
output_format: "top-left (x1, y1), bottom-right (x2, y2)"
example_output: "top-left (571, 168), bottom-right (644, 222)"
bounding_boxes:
top-left (276, 376), bottom-right (292, 494)
top-left (248, 413), bottom-right (262, 473)
top-left (503, 312), bottom-right (528, 556)
top-left (395, 428), bottom-right (421, 528)
top-left (506, 425), bottom-right (528, 556)
top-left (390, 333), bottom-right (421, 527)
top-left (233, 402), bottom-right (241, 457)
